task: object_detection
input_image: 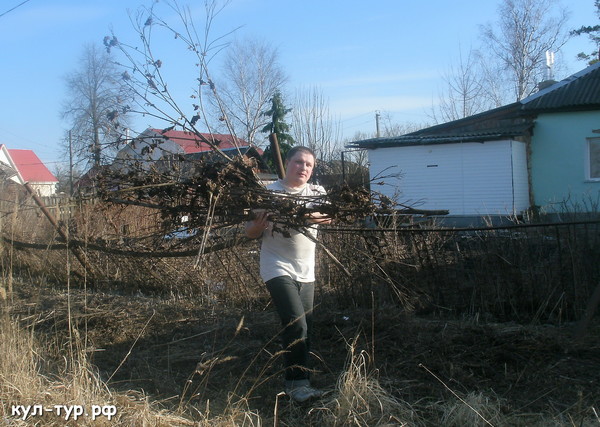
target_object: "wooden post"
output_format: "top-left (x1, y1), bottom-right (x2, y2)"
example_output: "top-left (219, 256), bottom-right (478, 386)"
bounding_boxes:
top-left (23, 183), bottom-right (95, 278)
top-left (269, 133), bottom-right (286, 179)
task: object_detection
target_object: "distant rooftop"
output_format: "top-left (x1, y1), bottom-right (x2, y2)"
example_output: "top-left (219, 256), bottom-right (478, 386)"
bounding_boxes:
top-left (521, 62), bottom-right (600, 112)
top-left (148, 128), bottom-right (261, 154)
top-left (5, 148), bottom-right (57, 183)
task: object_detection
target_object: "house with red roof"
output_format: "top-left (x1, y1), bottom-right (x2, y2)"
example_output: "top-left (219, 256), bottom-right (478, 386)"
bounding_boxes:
top-left (112, 127), bottom-right (267, 175)
top-left (0, 144), bottom-right (58, 196)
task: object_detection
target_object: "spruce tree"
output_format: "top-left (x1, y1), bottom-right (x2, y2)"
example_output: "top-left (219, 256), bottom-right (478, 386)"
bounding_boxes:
top-left (261, 91), bottom-right (295, 173)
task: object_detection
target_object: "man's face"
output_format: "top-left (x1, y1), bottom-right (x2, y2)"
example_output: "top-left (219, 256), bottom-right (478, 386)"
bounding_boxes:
top-left (285, 151), bottom-right (315, 187)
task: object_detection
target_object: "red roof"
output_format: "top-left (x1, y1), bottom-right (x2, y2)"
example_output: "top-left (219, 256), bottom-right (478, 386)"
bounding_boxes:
top-left (150, 129), bottom-right (263, 154)
top-left (7, 149), bottom-right (58, 183)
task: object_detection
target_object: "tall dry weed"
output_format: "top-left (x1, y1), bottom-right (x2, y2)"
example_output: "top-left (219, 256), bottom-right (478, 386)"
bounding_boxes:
top-left (309, 336), bottom-right (417, 426)
top-left (0, 315), bottom-right (195, 426)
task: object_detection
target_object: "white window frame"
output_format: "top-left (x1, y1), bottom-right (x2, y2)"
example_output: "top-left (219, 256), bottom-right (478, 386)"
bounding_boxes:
top-left (586, 137), bottom-right (600, 181)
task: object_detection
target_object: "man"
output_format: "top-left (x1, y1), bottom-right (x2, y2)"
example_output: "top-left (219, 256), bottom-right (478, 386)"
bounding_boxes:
top-left (245, 146), bottom-right (331, 402)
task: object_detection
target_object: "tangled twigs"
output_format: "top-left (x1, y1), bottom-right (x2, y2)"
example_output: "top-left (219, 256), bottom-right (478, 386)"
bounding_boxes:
top-left (96, 156), bottom-right (381, 245)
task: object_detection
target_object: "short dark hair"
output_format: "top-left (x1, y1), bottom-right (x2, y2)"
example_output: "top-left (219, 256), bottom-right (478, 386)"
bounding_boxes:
top-left (285, 146), bottom-right (316, 162)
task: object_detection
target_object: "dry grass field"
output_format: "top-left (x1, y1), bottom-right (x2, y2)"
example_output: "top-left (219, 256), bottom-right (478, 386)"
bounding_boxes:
top-left (1, 186), bottom-right (599, 426)
top-left (2, 278), bottom-right (599, 426)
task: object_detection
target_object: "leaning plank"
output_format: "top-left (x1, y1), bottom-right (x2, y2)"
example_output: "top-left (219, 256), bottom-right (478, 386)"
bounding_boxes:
top-left (23, 182), bottom-right (96, 278)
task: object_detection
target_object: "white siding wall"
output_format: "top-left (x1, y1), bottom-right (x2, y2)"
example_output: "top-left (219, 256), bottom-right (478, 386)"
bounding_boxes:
top-left (368, 140), bottom-right (529, 216)
top-left (511, 140), bottom-right (530, 214)
top-left (0, 148), bottom-right (10, 166)
top-left (113, 133), bottom-right (184, 172)
top-left (0, 147), bottom-right (21, 185)
top-left (28, 182), bottom-right (57, 197)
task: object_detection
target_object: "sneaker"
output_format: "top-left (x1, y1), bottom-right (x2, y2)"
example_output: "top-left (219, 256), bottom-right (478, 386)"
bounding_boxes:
top-left (285, 381), bottom-right (324, 403)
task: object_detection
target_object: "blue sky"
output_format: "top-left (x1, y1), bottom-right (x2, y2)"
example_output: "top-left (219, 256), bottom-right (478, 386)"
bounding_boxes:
top-left (0, 0), bottom-right (595, 171)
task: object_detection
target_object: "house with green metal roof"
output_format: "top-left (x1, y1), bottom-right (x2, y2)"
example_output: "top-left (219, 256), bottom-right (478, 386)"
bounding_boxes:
top-left (348, 63), bottom-right (600, 223)
top-left (521, 64), bottom-right (600, 217)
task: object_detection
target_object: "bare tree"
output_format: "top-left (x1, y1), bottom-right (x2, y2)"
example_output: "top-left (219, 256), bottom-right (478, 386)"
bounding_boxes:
top-left (290, 86), bottom-right (342, 162)
top-left (105, 0), bottom-right (246, 161)
top-left (52, 161), bottom-right (83, 195)
top-left (477, 54), bottom-right (511, 109)
top-left (214, 37), bottom-right (288, 146)
top-left (479, 0), bottom-right (570, 102)
top-left (377, 112), bottom-right (426, 137)
top-left (431, 47), bottom-right (493, 124)
top-left (61, 43), bottom-right (131, 168)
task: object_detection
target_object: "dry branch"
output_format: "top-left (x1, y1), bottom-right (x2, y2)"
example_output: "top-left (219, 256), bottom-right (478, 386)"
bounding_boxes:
top-left (95, 155), bottom-right (382, 244)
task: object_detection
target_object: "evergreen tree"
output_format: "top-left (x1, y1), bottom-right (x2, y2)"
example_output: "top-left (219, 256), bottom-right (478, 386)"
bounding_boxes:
top-left (571, 0), bottom-right (600, 64)
top-left (261, 91), bottom-right (295, 173)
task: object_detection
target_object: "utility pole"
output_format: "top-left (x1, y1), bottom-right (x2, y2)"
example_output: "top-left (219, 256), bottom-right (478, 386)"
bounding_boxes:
top-left (375, 111), bottom-right (381, 138)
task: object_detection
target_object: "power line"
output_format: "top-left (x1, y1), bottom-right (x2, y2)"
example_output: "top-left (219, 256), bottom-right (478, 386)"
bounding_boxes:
top-left (0, 126), bottom-right (56, 151)
top-left (0, 0), bottom-right (32, 19)
top-left (340, 111), bottom-right (373, 124)
top-left (343, 119), bottom-right (373, 130)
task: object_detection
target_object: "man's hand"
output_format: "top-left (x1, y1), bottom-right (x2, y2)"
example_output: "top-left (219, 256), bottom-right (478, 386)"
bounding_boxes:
top-left (306, 212), bottom-right (332, 225)
top-left (245, 210), bottom-right (271, 238)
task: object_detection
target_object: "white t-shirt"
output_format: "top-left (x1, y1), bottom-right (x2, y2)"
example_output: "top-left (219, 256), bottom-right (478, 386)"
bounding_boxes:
top-left (260, 180), bottom-right (327, 283)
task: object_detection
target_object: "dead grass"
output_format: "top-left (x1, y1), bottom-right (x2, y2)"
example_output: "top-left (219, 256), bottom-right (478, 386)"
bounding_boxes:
top-left (437, 391), bottom-right (504, 427)
top-left (307, 338), bottom-right (418, 426)
top-left (1, 301), bottom-right (413, 426)
top-left (0, 305), bottom-right (278, 426)
top-left (2, 284), bottom-right (600, 426)
top-left (0, 313), bottom-right (195, 426)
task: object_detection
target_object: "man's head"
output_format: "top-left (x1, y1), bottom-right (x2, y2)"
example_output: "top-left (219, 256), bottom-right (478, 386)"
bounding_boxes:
top-left (283, 146), bottom-right (316, 188)
top-left (285, 146), bottom-right (316, 164)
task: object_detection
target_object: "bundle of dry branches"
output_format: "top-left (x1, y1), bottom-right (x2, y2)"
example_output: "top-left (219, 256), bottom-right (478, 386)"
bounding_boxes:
top-left (96, 155), bottom-right (379, 246)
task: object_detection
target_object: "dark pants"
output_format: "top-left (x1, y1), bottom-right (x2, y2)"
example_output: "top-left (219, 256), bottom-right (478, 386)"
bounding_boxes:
top-left (266, 276), bottom-right (314, 381)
